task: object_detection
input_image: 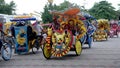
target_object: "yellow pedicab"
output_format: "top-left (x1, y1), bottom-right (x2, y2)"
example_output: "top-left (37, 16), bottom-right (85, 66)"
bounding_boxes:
top-left (43, 8), bottom-right (86, 59)
top-left (93, 19), bottom-right (110, 41)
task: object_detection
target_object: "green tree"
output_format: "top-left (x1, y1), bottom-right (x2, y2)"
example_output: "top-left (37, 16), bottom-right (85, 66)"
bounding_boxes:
top-left (53, 1), bottom-right (81, 11)
top-left (117, 4), bottom-right (120, 18)
top-left (89, 1), bottom-right (117, 20)
top-left (0, 0), bottom-right (16, 15)
top-left (41, 5), bottom-right (53, 23)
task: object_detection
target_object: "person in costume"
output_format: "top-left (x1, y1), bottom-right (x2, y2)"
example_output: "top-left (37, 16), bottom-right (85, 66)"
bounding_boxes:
top-left (59, 16), bottom-right (87, 44)
top-left (82, 16), bottom-right (96, 48)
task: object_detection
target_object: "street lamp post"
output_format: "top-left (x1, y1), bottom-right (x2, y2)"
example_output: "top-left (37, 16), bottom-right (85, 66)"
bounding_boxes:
top-left (47, 0), bottom-right (54, 23)
top-left (48, 0), bottom-right (53, 4)
top-left (83, 0), bottom-right (86, 9)
top-left (48, 0), bottom-right (53, 11)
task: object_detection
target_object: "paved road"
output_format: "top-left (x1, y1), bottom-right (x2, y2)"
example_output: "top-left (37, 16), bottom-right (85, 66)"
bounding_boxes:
top-left (0, 37), bottom-right (120, 68)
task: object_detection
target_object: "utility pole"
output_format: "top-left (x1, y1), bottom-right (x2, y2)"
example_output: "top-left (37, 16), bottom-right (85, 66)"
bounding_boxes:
top-left (48, 0), bottom-right (53, 10)
top-left (83, 0), bottom-right (87, 9)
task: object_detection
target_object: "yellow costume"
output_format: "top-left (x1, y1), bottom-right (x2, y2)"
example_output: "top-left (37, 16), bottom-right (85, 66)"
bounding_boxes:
top-left (76, 20), bottom-right (87, 39)
top-left (66, 18), bottom-right (87, 39)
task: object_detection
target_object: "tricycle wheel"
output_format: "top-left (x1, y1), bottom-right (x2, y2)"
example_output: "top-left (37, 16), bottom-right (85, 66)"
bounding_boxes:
top-left (117, 32), bottom-right (119, 38)
top-left (93, 38), bottom-right (95, 42)
top-left (105, 36), bottom-right (108, 40)
top-left (31, 40), bottom-right (39, 54)
top-left (92, 34), bottom-right (95, 42)
top-left (75, 40), bottom-right (82, 56)
top-left (1, 43), bottom-right (12, 61)
top-left (88, 40), bottom-right (92, 48)
top-left (43, 43), bottom-right (51, 59)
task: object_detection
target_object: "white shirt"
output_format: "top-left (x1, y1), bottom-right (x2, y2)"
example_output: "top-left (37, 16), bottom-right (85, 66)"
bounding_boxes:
top-left (33, 24), bottom-right (43, 35)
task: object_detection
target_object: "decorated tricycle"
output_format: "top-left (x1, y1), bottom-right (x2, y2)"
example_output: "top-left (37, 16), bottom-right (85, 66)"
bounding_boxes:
top-left (81, 15), bottom-right (96, 48)
top-left (43, 8), bottom-right (86, 59)
top-left (93, 19), bottom-right (110, 41)
top-left (4, 22), bottom-right (16, 48)
top-left (109, 22), bottom-right (119, 38)
top-left (0, 24), bottom-right (12, 61)
top-left (10, 16), bottom-right (40, 54)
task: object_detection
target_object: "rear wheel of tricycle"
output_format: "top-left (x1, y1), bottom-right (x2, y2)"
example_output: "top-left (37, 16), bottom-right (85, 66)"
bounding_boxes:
top-left (117, 32), bottom-right (119, 38)
top-left (31, 40), bottom-right (39, 54)
top-left (75, 40), bottom-right (82, 56)
top-left (43, 43), bottom-right (52, 59)
top-left (1, 43), bottom-right (12, 61)
top-left (92, 33), bottom-right (96, 42)
top-left (93, 37), bottom-right (94, 42)
top-left (105, 35), bottom-right (108, 40)
top-left (88, 39), bottom-right (92, 48)
top-left (93, 35), bottom-right (96, 42)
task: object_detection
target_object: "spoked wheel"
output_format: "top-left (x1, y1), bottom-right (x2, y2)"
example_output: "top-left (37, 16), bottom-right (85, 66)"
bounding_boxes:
top-left (32, 47), bottom-right (38, 54)
top-left (1, 43), bottom-right (12, 61)
top-left (105, 35), bottom-right (108, 40)
top-left (37, 37), bottom-right (43, 49)
top-left (32, 40), bottom-right (39, 54)
top-left (92, 33), bottom-right (96, 42)
top-left (93, 38), bottom-right (95, 42)
top-left (75, 40), bottom-right (82, 56)
top-left (88, 37), bottom-right (92, 48)
top-left (105, 33), bottom-right (108, 40)
top-left (43, 43), bottom-right (52, 59)
top-left (88, 42), bottom-right (92, 48)
top-left (93, 35), bottom-right (96, 42)
top-left (117, 32), bottom-right (119, 38)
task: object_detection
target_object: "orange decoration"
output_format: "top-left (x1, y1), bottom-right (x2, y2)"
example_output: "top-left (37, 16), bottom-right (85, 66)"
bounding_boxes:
top-left (64, 8), bottom-right (80, 15)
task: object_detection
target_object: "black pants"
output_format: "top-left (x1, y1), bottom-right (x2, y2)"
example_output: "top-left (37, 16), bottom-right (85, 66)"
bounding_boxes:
top-left (37, 35), bottom-right (43, 42)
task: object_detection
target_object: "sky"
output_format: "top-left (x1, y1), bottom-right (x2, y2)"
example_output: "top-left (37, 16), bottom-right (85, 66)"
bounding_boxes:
top-left (5, 0), bottom-right (120, 14)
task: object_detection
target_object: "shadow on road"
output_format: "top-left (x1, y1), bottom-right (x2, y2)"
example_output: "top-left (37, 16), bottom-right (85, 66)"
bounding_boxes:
top-left (82, 47), bottom-right (90, 49)
top-left (13, 51), bottom-right (43, 56)
top-left (49, 54), bottom-right (79, 60)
